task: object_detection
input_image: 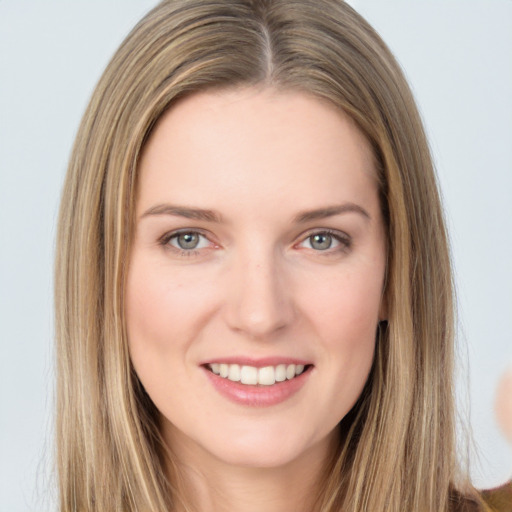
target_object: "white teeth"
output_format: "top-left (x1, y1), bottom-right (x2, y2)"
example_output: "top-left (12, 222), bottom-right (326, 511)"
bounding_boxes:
top-left (228, 364), bottom-right (241, 382)
top-left (286, 364), bottom-right (296, 380)
top-left (220, 363), bottom-right (229, 378)
top-left (240, 365), bottom-right (258, 385)
top-left (258, 366), bottom-right (276, 386)
top-left (208, 362), bottom-right (307, 385)
top-left (275, 364), bottom-right (287, 382)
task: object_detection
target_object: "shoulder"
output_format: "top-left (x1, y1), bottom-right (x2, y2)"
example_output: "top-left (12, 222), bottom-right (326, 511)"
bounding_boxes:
top-left (450, 482), bottom-right (512, 512)
top-left (481, 481), bottom-right (512, 512)
top-left (449, 493), bottom-right (483, 512)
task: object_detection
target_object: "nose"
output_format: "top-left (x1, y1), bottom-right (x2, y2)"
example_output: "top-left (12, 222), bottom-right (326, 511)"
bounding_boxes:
top-left (223, 248), bottom-right (295, 339)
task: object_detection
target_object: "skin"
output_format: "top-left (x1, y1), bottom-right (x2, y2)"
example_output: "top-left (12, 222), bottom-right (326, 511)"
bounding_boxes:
top-left (495, 366), bottom-right (512, 443)
top-left (126, 87), bottom-right (387, 512)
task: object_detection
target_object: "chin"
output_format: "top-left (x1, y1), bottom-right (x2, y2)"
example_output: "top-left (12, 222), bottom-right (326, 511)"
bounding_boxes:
top-left (201, 422), bottom-right (333, 470)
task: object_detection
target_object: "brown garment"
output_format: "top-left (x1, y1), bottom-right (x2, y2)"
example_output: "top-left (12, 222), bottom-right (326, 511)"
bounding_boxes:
top-left (450, 491), bottom-right (482, 512)
top-left (450, 482), bottom-right (512, 512)
top-left (481, 481), bottom-right (512, 512)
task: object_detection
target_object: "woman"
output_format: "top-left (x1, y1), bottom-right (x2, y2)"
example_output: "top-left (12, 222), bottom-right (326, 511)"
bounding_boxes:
top-left (54, 0), bottom-right (498, 510)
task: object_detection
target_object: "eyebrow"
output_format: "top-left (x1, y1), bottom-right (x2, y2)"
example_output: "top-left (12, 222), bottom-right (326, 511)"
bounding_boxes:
top-left (140, 202), bottom-right (371, 224)
top-left (293, 203), bottom-right (371, 223)
top-left (140, 204), bottom-right (223, 223)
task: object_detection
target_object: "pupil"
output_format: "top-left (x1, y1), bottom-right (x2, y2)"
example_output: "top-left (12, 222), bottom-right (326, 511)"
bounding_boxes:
top-left (311, 234), bottom-right (332, 250)
top-left (178, 233), bottom-right (199, 249)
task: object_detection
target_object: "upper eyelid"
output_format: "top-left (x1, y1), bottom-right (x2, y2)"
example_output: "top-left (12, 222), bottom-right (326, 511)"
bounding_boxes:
top-left (159, 228), bottom-right (211, 243)
top-left (159, 230), bottom-right (216, 255)
top-left (294, 229), bottom-right (352, 255)
top-left (296, 228), bottom-right (351, 243)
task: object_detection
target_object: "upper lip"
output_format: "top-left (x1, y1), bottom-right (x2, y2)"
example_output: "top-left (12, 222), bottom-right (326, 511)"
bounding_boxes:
top-left (201, 356), bottom-right (312, 368)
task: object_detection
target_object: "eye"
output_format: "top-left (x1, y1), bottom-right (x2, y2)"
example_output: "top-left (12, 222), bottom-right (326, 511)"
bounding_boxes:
top-left (307, 233), bottom-right (335, 251)
top-left (297, 230), bottom-right (350, 253)
top-left (165, 231), bottom-right (211, 251)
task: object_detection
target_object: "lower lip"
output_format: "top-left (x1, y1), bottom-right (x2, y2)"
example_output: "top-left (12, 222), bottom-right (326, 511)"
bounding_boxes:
top-left (202, 366), bottom-right (312, 407)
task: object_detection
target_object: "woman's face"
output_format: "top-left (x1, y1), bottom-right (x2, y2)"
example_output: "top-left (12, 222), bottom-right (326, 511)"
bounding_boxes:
top-left (126, 88), bottom-right (387, 470)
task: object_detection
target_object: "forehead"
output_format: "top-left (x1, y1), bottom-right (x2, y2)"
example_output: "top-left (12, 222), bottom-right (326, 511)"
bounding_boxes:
top-left (137, 87), bottom-right (378, 217)
top-left (142, 87), bottom-right (374, 167)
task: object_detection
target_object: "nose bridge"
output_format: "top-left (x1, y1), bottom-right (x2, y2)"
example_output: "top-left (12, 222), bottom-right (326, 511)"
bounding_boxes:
top-left (225, 241), bottom-right (293, 338)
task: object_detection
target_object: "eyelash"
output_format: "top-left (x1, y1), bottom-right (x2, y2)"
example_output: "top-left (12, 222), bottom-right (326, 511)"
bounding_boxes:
top-left (158, 228), bottom-right (352, 257)
top-left (296, 229), bottom-right (352, 255)
top-left (159, 229), bottom-right (212, 257)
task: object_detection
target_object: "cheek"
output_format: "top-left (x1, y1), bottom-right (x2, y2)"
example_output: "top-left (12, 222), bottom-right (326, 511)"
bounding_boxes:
top-left (125, 257), bottom-right (207, 385)
top-left (303, 268), bottom-right (383, 401)
top-left (126, 271), bottom-right (178, 354)
top-left (309, 269), bottom-right (383, 344)
top-left (126, 258), bottom-right (212, 347)
top-left (125, 258), bottom-right (219, 414)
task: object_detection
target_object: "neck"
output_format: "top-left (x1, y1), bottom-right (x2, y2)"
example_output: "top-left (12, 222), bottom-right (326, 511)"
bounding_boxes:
top-left (164, 426), bottom-right (339, 512)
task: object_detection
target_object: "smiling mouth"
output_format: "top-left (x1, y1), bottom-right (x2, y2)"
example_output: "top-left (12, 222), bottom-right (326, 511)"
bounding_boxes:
top-left (206, 363), bottom-right (312, 386)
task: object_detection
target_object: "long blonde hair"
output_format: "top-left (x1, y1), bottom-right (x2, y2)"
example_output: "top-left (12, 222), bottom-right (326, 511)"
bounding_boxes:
top-left (55, 1), bottom-right (482, 510)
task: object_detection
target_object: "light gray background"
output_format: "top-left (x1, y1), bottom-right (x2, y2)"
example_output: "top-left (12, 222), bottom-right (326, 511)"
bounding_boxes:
top-left (1, 1), bottom-right (511, 510)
